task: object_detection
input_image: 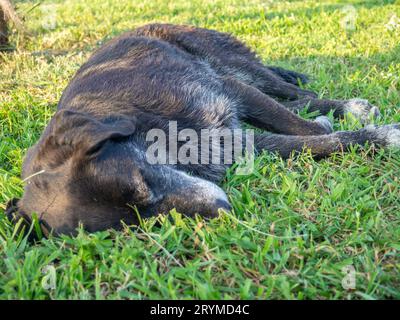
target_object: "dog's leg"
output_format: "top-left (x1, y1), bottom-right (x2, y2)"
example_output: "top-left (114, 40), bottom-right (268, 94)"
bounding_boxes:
top-left (219, 60), bottom-right (316, 100)
top-left (254, 124), bottom-right (400, 159)
top-left (245, 65), bottom-right (318, 100)
top-left (267, 66), bottom-right (310, 87)
top-left (225, 78), bottom-right (332, 136)
top-left (282, 98), bottom-right (380, 123)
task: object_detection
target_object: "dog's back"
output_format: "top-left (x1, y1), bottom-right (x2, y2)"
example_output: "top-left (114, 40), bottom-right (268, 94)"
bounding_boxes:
top-left (58, 26), bottom-right (240, 156)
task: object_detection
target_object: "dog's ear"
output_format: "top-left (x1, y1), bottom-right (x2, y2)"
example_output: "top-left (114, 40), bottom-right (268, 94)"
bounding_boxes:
top-left (36, 110), bottom-right (136, 167)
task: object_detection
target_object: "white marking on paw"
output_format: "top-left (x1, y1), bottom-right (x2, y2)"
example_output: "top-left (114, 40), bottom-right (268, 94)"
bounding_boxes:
top-left (315, 116), bottom-right (333, 133)
top-left (366, 124), bottom-right (400, 148)
top-left (384, 126), bottom-right (400, 147)
top-left (344, 98), bottom-right (380, 123)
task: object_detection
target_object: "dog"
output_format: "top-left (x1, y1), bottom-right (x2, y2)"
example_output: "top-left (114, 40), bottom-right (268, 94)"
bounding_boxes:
top-left (6, 23), bottom-right (400, 237)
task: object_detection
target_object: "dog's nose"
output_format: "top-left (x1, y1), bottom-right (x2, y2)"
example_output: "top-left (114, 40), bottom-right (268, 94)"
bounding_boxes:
top-left (215, 198), bottom-right (232, 212)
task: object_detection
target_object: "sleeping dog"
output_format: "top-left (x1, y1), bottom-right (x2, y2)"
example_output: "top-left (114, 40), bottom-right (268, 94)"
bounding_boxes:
top-left (6, 24), bottom-right (400, 236)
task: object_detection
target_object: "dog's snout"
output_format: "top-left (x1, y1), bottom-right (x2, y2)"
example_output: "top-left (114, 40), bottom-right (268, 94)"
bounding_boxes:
top-left (215, 198), bottom-right (232, 212)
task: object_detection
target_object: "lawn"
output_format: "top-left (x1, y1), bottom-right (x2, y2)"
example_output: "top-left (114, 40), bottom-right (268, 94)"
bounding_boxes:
top-left (0, 0), bottom-right (400, 299)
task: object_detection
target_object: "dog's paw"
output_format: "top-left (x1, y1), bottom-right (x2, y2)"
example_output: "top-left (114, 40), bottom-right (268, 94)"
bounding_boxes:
top-left (315, 115), bottom-right (333, 134)
top-left (344, 98), bottom-right (380, 123)
top-left (366, 124), bottom-right (400, 148)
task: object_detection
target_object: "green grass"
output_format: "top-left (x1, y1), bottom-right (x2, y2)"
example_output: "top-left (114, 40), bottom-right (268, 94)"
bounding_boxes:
top-left (1, 0), bottom-right (400, 299)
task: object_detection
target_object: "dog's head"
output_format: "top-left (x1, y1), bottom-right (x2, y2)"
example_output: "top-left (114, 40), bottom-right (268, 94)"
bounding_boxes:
top-left (9, 110), bottom-right (230, 236)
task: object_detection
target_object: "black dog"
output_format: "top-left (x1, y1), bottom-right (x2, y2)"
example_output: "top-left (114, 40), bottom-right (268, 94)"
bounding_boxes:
top-left (7, 24), bottom-right (400, 236)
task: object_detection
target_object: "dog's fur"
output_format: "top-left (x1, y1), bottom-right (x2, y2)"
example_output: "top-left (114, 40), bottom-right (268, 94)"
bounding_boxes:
top-left (7, 24), bottom-right (400, 236)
